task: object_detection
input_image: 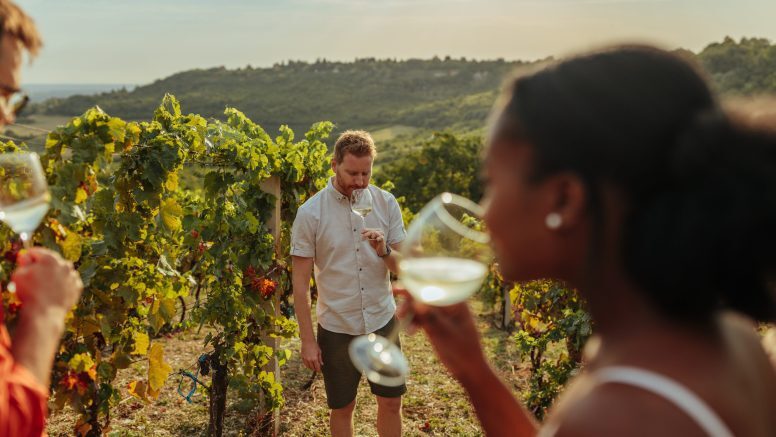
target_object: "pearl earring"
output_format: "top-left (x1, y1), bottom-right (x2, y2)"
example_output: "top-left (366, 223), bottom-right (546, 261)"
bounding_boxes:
top-left (545, 212), bottom-right (562, 230)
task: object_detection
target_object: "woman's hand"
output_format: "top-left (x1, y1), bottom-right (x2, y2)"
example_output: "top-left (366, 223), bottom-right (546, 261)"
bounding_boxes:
top-left (13, 248), bottom-right (83, 314)
top-left (10, 248), bottom-right (84, 387)
top-left (393, 284), bottom-right (489, 384)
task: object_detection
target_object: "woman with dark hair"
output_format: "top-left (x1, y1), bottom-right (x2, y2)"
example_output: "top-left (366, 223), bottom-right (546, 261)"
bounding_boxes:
top-left (404, 45), bottom-right (776, 436)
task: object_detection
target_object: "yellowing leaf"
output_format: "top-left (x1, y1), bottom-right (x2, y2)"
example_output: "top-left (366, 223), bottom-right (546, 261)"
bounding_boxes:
top-left (79, 316), bottom-right (100, 338)
top-left (160, 198), bottom-right (183, 232)
top-left (68, 353), bottom-right (95, 372)
top-left (87, 365), bottom-right (97, 381)
top-left (148, 343), bottom-right (172, 397)
top-left (148, 300), bottom-right (165, 333)
top-left (165, 173), bottom-right (178, 191)
top-left (75, 187), bottom-right (88, 204)
top-left (132, 332), bottom-right (149, 356)
top-left (106, 118), bottom-right (126, 142)
top-left (128, 380), bottom-right (150, 402)
top-left (111, 350), bottom-right (132, 369)
top-left (59, 231), bottom-right (82, 262)
top-left (159, 298), bottom-right (177, 321)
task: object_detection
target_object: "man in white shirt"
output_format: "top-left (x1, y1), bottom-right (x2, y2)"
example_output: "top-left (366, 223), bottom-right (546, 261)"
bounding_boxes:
top-left (291, 130), bottom-right (405, 437)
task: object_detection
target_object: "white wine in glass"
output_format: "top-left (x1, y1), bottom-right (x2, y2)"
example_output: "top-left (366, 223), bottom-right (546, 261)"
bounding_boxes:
top-left (349, 192), bottom-right (492, 386)
top-left (400, 257), bottom-right (488, 306)
top-left (0, 152), bottom-right (50, 249)
top-left (350, 188), bottom-right (373, 220)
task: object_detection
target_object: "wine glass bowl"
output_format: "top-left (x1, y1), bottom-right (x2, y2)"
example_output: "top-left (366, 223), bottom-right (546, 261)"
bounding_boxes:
top-left (350, 188), bottom-right (373, 219)
top-left (349, 192), bottom-right (491, 386)
top-left (399, 192), bottom-right (491, 306)
top-left (0, 152), bottom-right (50, 248)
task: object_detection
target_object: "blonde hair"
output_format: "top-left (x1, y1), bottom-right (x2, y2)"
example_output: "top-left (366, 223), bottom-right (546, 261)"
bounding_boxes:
top-left (333, 130), bottom-right (376, 163)
top-left (0, 0), bottom-right (42, 57)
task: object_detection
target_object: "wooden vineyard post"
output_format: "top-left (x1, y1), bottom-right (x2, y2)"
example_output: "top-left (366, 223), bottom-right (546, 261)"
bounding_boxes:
top-left (259, 176), bottom-right (282, 436)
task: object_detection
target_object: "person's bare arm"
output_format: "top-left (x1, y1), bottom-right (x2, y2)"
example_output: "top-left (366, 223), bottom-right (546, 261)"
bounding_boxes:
top-left (381, 243), bottom-right (401, 274)
top-left (409, 297), bottom-right (538, 436)
top-left (11, 248), bottom-right (84, 387)
top-left (292, 255), bottom-right (322, 372)
top-left (763, 326), bottom-right (776, 369)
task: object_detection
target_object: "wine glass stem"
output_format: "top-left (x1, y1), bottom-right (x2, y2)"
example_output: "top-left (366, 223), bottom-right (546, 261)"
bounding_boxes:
top-left (385, 307), bottom-right (415, 345)
top-left (21, 233), bottom-right (32, 249)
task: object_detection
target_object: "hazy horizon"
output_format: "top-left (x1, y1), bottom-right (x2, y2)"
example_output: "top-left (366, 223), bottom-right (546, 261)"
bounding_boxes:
top-left (17, 0), bottom-right (776, 85)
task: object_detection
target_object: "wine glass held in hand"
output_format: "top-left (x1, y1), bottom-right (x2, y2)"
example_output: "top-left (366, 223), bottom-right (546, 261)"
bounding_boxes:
top-left (349, 192), bottom-right (492, 386)
top-left (352, 187), bottom-right (379, 241)
top-left (350, 187), bottom-right (373, 221)
top-left (0, 152), bottom-right (50, 249)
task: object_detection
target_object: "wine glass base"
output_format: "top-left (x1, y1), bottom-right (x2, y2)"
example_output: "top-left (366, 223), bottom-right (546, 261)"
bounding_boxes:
top-left (349, 333), bottom-right (409, 387)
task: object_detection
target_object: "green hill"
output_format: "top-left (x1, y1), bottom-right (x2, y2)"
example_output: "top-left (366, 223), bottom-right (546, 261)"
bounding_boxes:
top-left (30, 37), bottom-right (776, 137)
top-left (32, 58), bottom-right (532, 134)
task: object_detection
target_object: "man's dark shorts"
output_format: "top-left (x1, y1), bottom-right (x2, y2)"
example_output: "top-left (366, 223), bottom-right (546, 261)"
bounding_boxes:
top-left (317, 317), bottom-right (407, 409)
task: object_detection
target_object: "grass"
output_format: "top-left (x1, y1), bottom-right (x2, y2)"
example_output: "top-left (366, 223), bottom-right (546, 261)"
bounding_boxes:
top-left (46, 298), bottom-right (528, 436)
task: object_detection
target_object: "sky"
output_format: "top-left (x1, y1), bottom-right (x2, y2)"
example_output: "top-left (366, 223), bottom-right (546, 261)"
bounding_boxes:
top-left (16, 0), bottom-right (776, 85)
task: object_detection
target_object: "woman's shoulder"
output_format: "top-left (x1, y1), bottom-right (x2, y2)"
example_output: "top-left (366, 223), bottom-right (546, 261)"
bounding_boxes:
top-left (720, 312), bottom-right (776, 381)
top-left (546, 314), bottom-right (776, 436)
top-left (545, 369), bottom-right (717, 437)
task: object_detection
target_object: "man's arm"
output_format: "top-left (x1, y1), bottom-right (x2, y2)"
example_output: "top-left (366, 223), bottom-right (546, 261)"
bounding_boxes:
top-left (382, 243), bottom-right (401, 275)
top-left (291, 255), bottom-right (322, 372)
top-left (362, 230), bottom-right (401, 274)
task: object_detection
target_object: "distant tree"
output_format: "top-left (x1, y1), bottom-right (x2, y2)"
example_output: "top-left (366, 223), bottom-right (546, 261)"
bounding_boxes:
top-left (698, 37), bottom-right (776, 94)
top-left (376, 132), bottom-right (483, 211)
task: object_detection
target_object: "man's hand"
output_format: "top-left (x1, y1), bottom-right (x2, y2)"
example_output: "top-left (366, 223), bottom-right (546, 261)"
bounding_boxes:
top-left (362, 228), bottom-right (388, 256)
top-left (301, 339), bottom-right (323, 372)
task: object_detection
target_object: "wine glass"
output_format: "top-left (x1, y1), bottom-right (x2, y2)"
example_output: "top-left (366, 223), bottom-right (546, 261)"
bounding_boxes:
top-left (349, 192), bottom-right (492, 386)
top-left (350, 188), bottom-right (373, 227)
top-left (0, 152), bottom-right (51, 249)
top-left (0, 152), bottom-right (51, 293)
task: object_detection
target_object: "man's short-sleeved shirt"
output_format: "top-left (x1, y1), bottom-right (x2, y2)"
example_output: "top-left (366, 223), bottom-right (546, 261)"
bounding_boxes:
top-left (291, 178), bottom-right (406, 335)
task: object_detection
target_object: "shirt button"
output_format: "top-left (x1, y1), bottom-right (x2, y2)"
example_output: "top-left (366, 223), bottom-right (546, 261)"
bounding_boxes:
top-left (353, 229), bottom-right (356, 232)
top-left (356, 248), bottom-right (359, 252)
top-left (359, 268), bottom-right (362, 271)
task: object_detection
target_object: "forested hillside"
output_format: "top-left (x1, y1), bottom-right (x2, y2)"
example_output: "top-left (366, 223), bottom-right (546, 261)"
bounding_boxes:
top-left (32, 38), bottom-right (776, 136)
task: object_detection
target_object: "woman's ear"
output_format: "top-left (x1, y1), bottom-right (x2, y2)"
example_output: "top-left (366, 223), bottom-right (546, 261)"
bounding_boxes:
top-left (543, 173), bottom-right (587, 232)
